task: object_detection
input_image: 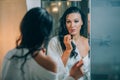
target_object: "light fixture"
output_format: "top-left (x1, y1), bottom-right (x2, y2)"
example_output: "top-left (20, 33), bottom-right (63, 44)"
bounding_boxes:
top-left (58, 2), bottom-right (61, 6)
top-left (67, 1), bottom-right (70, 6)
top-left (52, 6), bottom-right (58, 13)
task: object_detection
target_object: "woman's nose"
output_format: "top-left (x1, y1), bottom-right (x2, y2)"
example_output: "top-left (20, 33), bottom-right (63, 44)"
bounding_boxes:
top-left (70, 22), bottom-right (75, 27)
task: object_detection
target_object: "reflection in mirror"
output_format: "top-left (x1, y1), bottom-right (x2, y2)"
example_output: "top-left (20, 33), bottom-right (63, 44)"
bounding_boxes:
top-left (41, 0), bottom-right (88, 37)
top-left (41, 0), bottom-right (90, 80)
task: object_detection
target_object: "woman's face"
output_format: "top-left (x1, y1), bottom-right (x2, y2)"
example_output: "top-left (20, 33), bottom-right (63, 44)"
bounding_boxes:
top-left (66, 13), bottom-right (83, 36)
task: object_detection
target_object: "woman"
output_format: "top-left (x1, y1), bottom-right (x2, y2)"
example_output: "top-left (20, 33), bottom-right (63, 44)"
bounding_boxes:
top-left (1, 7), bottom-right (56, 80)
top-left (47, 7), bottom-right (90, 80)
top-left (1, 7), bottom-right (84, 80)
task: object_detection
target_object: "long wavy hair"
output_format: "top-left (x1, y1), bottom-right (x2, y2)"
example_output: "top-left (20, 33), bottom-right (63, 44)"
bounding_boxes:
top-left (12, 7), bottom-right (53, 73)
top-left (58, 6), bottom-right (87, 58)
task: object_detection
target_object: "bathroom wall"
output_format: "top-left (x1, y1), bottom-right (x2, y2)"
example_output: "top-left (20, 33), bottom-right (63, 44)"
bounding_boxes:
top-left (0, 0), bottom-right (27, 74)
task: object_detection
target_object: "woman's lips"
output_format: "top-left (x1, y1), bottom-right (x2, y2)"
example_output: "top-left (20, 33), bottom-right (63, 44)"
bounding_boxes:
top-left (71, 29), bottom-right (76, 32)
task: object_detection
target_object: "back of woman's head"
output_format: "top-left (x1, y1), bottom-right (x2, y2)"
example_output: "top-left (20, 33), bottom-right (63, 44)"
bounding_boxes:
top-left (18, 7), bottom-right (53, 49)
top-left (59, 6), bottom-right (87, 38)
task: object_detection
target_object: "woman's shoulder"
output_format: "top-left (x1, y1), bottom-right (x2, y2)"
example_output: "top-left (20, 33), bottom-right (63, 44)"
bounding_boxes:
top-left (81, 36), bottom-right (90, 50)
top-left (49, 36), bottom-right (59, 43)
top-left (50, 36), bottom-right (59, 40)
top-left (4, 48), bottom-right (17, 59)
top-left (5, 48), bottom-right (28, 59)
top-left (81, 36), bottom-right (88, 43)
top-left (30, 56), bottom-right (57, 79)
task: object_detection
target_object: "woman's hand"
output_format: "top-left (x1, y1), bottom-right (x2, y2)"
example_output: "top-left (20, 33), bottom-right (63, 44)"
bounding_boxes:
top-left (69, 60), bottom-right (84, 80)
top-left (62, 34), bottom-right (73, 66)
top-left (64, 34), bottom-right (73, 51)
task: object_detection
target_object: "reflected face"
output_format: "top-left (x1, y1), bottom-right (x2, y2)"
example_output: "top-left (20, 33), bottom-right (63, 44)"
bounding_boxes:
top-left (66, 13), bottom-right (83, 36)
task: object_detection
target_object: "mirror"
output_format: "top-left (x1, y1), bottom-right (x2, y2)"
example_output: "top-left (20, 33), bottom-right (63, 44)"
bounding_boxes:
top-left (41, 0), bottom-right (89, 37)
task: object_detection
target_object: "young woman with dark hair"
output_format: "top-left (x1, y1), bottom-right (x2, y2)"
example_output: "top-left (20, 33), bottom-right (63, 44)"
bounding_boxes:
top-left (48, 7), bottom-right (90, 80)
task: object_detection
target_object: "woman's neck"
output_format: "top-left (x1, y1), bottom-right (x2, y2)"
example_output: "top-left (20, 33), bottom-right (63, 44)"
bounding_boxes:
top-left (73, 34), bottom-right (81, 42)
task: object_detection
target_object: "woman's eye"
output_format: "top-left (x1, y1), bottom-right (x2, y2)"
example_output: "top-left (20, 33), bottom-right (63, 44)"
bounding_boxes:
top-left (66, 21), bottom-right (70, 23)
top-left (74, 20), bottom-right (79, 23)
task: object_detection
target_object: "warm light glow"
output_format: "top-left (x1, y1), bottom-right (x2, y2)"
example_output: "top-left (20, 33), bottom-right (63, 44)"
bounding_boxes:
top-left (58, 2), bottom-right (61, 6)
top-left (67, 1), bottom-right (70, 6)
top-left (51, 3), bottom-right (56, 6)
top-left (52, 6), bottom-right (58, 13)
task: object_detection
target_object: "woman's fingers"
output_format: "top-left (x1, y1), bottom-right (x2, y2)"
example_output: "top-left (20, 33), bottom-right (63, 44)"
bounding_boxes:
top-left (76, 60), bottom-right (83, 67)
top-left (64, 34), bottom-right (71, 43)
